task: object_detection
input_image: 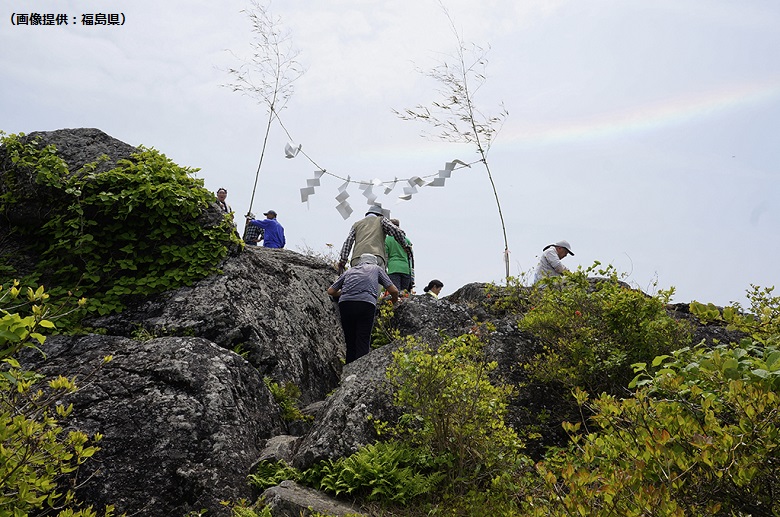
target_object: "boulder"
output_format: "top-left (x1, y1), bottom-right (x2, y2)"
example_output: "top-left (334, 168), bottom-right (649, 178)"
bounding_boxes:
top-left (260, 480), bottom-right (366, 517)
top-left (292, 340), bottom-right (403, 470)
top-left (0, 128), bottom-right (137, 228)
top-left (89, 247), bottom-right (346, 405)
top-left (20, 334), bottom-right (286, 517)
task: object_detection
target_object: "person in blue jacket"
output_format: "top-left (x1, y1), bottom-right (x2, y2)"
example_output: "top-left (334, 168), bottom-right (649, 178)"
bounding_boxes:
top-left (245, 210), bottom-right (286, 248)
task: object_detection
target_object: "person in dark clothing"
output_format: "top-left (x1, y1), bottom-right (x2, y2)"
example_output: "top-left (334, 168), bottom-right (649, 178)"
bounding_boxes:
top-left (327, 253), bottom-right (399, 363)
top-left (215, 188), bottom-right (232, 214)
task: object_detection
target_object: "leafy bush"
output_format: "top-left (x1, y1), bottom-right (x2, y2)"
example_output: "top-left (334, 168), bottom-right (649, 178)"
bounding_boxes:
top-left (524, 335), bottom-right (780, 516)
top-left (0, 132), bottom-right (241, 318)
top-left (247, 460), bottom-right (302, 491)
top-left (522, 287), bottom-right (780, 516)
top-left (0, 282), bottom-right (113, 516)
top-left (519, 263), bottom-right (693, 394)
top-left (223, 499), bottom-right (273, 517)
top-left (692, 284), bottom-right (780, 344)
top-left (386, 334), bottom-right (524, 491)
top-left (370, 300), bottom-right (399, 350)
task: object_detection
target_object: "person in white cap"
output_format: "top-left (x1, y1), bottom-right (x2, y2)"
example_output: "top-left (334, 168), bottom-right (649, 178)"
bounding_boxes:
top-left (327, 253), bottom-right (399, 363)
top-left (533, 240), bottom-right (574, 284)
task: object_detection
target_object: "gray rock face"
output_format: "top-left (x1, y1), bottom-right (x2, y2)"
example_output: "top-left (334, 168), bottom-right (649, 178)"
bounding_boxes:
top-left (292, 341), bottom-right (403, 470)
top-left (21, 334), bottom-right (286, 517)
top-left (25, 127), bottom-right (139, 174)
top-left (390, 293), bottom-right (475, 343)
top-left (90, 247), bottom-right (345, 405)
top-left (260, 480), bottom-right (366, 517)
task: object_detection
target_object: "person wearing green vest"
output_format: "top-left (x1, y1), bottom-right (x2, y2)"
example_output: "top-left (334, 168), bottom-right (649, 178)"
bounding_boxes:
top-left (385, 218), bottom-right (413, 292)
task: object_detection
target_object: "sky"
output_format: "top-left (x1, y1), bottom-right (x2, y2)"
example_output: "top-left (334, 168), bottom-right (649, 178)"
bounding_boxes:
top-left (2, 0), bottom-right (779, 306)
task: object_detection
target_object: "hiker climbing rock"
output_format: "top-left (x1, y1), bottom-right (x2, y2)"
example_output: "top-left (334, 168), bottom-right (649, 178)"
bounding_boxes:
top-left (338, 205), bottom-right (412, 271)
top-left (327, 253), bottom-right (399, 363)
top-left (385, 218), bottom-right (414, 293)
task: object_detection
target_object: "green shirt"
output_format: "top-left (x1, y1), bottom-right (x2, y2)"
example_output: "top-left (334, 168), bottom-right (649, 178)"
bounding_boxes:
top-left (385, 235), bottom-right (412, 275)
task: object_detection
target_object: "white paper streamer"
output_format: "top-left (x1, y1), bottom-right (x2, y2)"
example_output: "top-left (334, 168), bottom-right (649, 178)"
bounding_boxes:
top-left (285, 143), bottom-right (302, 158)
top-left (336, 200), bottom-right (353, 219)
top-left (300, 186), bottom-right (315, 202)
top-left (384, 177), bottom-right (398, 195)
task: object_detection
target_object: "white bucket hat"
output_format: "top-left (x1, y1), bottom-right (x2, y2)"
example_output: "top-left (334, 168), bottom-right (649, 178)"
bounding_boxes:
top-left (554, 240), bottom-right (574, 256)
top-left (358, 253), bottom-right (379, 265)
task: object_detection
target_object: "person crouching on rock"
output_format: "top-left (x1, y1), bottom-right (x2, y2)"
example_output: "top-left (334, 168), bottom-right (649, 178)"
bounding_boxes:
top-left (327, 253), bottom-right (399, 364)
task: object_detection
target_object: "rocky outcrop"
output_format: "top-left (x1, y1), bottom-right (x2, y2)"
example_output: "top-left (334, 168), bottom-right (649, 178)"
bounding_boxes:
top-left (21, 334), bottom-right (287, 516)
top-left (291, 339), bottom-right (403, 470)
top-left (0, 128), bottom-right (137, 228)
top-left (89, 247), bottom-right (345, 405)
top-left (17, 239), bottom-right (359, 516)
top-left (4, 129), bottom-right (746, 517)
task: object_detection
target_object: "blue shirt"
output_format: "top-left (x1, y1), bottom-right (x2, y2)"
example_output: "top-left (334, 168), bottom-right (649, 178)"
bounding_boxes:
top-left (249, 218), bottom-right (286, 248)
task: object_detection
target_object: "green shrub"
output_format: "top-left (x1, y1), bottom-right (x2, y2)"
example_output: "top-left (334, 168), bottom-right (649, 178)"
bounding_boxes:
top-left (524, 337), bottom-right (780, 516)
top-left (692, 284), bottom-right (780, 344)
top-left (519, 263), bottom-right (693, 394)
top-left (263, 377), bottom-right (311, 423)
top-left (525, 286), bottom-right (780, 516)
top-left (0, 282), bottom-right (113, 516)
top-left (386, 334), bottom-right (524, 491)
top-left (248, 460), bottom-right (302, 491)
top-left (224, 499), bottom-right (273, 517)
top-left (370, 300), bottom-right (399, 350)
top-left (0, 132), bottom-right (242, 319)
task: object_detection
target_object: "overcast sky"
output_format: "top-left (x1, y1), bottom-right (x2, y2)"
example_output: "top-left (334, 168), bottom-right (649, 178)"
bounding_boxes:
top-left (2, 0), bottom-right (779, 306)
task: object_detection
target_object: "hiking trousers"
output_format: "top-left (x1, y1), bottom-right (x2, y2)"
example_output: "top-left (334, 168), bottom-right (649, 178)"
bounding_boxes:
top-left (337, 301), bottom-right (377, 363)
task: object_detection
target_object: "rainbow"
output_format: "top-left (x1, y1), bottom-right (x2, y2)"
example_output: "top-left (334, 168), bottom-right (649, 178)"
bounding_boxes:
top-left (501, 80), bottom-right (780, 147)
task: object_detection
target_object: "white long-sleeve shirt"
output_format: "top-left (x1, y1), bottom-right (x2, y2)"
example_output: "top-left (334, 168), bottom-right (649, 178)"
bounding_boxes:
top-left (533, 246), bottom-right (568, 284)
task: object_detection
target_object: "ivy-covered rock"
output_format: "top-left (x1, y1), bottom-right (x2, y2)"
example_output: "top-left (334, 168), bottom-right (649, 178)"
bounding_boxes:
top-left (0, 128), bottom-right (242, 316)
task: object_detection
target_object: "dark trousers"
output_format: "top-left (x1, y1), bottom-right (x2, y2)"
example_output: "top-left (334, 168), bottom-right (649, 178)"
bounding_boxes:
top-left (338, 301), bottom-right (377, 364)
top-left (389, 273), bottom-right (412, 292)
